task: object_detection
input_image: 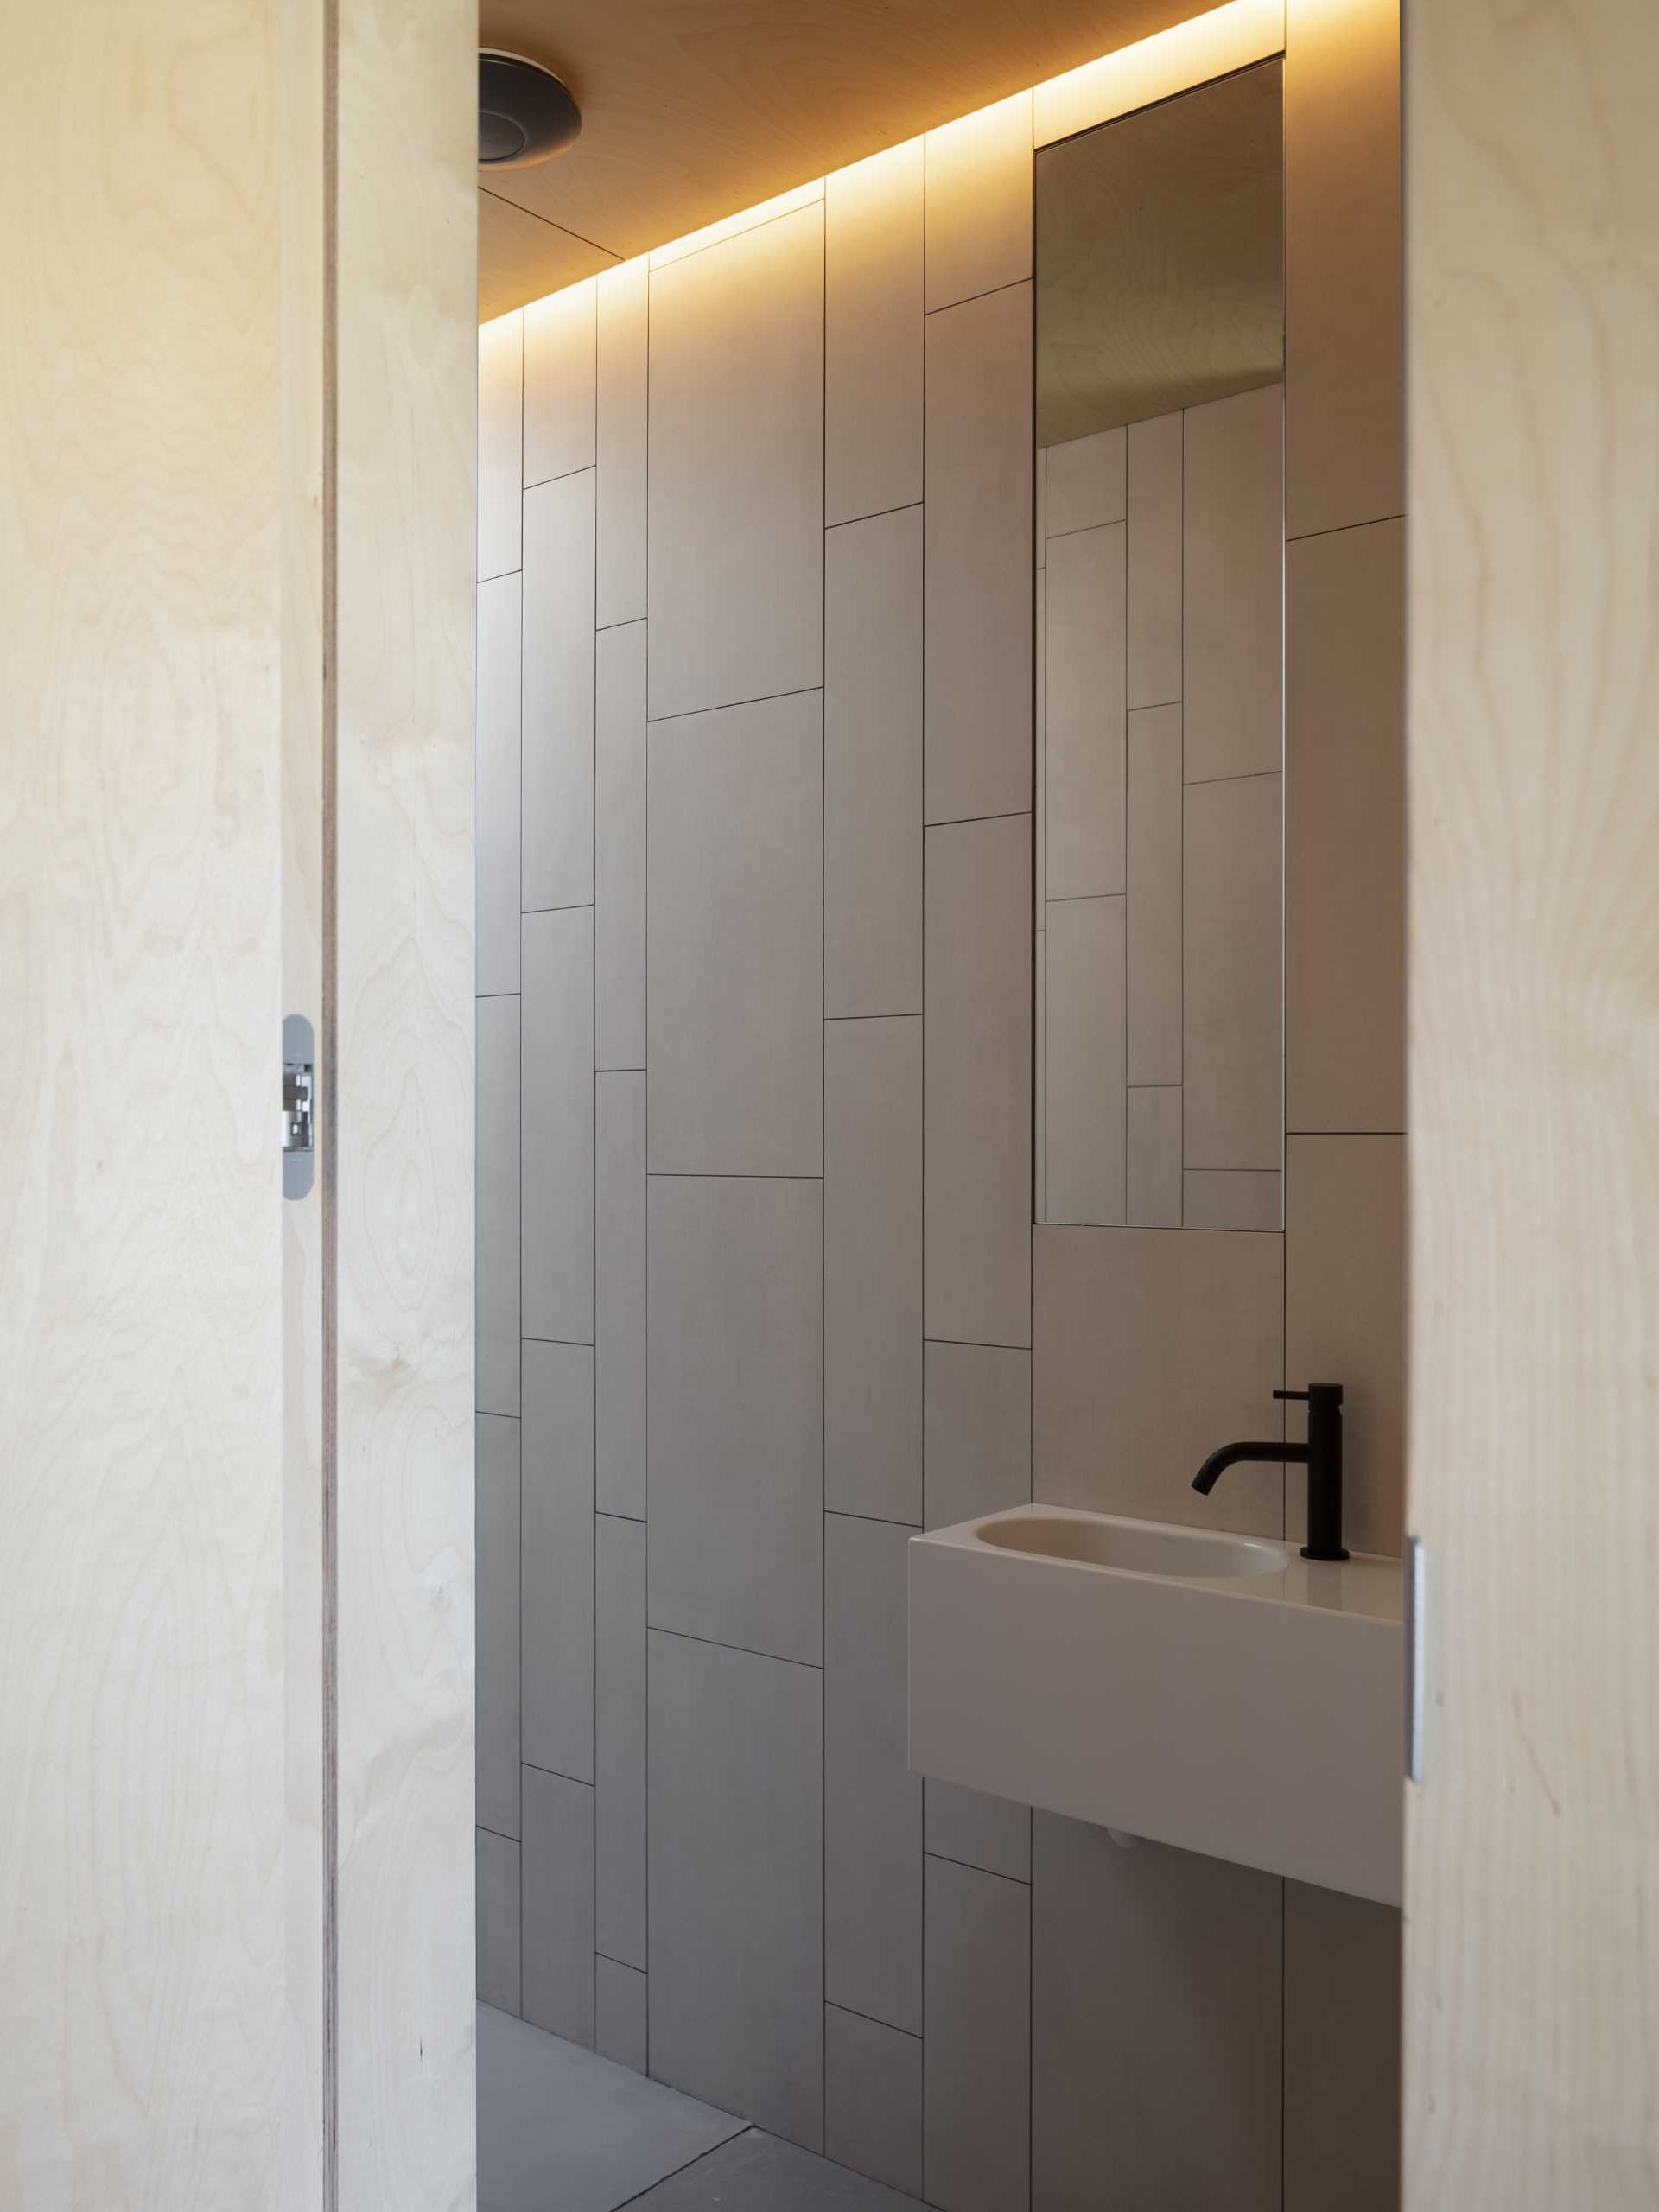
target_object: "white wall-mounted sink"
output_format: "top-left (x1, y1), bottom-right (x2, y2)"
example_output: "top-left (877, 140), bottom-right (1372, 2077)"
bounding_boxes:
top-left (908, 1504), bottom-right (1403, 1904)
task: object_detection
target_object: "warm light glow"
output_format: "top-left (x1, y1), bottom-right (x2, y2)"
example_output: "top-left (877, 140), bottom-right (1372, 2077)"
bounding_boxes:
top-left (1034, 0), bottom-right (1285, 149)
top-left (649, 180), bottom-right (825, 272)
top-left (513, 0), bottom-right (1287, 315)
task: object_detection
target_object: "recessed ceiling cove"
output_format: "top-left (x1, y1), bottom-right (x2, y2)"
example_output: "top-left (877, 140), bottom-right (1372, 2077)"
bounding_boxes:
top-left (477, 0), bottom-right (1210, 319)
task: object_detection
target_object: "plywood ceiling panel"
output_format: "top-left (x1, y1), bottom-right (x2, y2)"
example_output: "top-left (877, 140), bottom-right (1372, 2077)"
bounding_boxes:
top-left (478, 0), bottom-right (1207, 315)
top-left (481, 188), bottom-right (618, 321)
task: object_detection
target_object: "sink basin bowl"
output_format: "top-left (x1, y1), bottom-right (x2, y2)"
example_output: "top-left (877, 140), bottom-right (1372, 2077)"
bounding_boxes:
top-left (975, 1513), bottom-right (1287, 1579)
top-left (908, 1504), bottom-right (1404, 1904)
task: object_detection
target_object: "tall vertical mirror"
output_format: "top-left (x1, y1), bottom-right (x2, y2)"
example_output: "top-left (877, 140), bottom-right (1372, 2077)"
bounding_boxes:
top-left (1035, 64), bottom-right (1286, 1230)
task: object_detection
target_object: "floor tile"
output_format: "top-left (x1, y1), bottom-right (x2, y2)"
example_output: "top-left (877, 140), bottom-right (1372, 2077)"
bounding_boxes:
top-left (626, 2126), bottom-right (925, 2211)
top-left (478, 2005), bottom-right (743, 2212)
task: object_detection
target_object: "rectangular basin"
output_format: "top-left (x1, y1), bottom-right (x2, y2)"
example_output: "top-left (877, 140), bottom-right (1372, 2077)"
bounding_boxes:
top-left (908, 1504), bottom-right (1403, 1904)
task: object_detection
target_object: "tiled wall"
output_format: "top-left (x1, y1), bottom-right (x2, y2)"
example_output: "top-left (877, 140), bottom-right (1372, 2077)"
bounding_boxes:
top-left (475, 9), bottom-right (1403, 2205)
top-left (1037, 384), bottom-right (1286, 1229)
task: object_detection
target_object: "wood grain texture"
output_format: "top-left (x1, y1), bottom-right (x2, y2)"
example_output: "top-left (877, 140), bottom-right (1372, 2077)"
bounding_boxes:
top-left (0, 1), bottom-right (287, 2202)
top-left (475, 0), bottom-right (1205, 310)
top-left (1404, 1), bottom-right (1659, 2201)
top-left (333, 0), bottom-right (479, 2203)
top-left (283, 1), bottom-right (329, 2206)
top-left (480, 189), bottom-right (619, 325)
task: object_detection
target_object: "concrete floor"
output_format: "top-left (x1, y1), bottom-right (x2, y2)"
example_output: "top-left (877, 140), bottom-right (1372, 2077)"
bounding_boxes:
top-left (478, 2006), bottom-right (928, 2212)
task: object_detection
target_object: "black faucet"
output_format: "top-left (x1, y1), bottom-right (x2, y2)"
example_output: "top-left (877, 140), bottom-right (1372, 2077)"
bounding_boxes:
top-left (1192, 1383), bottom-right (1349, 1561)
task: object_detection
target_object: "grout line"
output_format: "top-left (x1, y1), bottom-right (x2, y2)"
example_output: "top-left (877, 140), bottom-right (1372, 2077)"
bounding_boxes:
top-left (825, 1505), bottom-right (923, 1533)
top-left (523, 1334), bottom-right (597, 1350)
top-left (1182, 766), bottom-right (1281, 790)
top-left (923, 273), bottom-right (1031, 318)
top-left (818, 192), bottom-right (830, 2157)
top-left (477, 1821), bottom-right (520, 1847)
top-left (645, 681), bottom-right (822, 729)
top-left (825, 1010), bottom-right (923, 1023)
top-left (523, 459), bottom-right (598, 497)
top-left (1044, 890), bottom-right (1126, 906)
top-left (923, 1848), bottom-right (1031, 1890)
top-left (606, 2133), bottom-right (758, 2212)
top-left (924, 1335), bottom-right (1029, 1354)
top-left (1285, 511), bottom-right (1403, 547)
top-left (923, 806), bottom-right (1030, 831)
top-left (522, 899), bottom-right (597, 918)
top-left (825, 497), bottom-right (925, 532)
top-left (648, 1622), bottom-right (824, 1674)
top-left (645, 1170), bottom-right (823, 1183)
top-left (825, 1996), bottom-right (924, 2044)
top-left (522, 1759), bottom-right (596, 1789)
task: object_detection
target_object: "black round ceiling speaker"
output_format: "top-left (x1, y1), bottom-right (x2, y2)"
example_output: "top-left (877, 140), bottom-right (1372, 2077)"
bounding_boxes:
top-left (479, 50), bottom-right (582, 169)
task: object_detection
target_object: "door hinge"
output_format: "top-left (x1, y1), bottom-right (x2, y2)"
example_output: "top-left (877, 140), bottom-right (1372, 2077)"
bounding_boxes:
top-left (283, 1013), bottom-right (315, 1200)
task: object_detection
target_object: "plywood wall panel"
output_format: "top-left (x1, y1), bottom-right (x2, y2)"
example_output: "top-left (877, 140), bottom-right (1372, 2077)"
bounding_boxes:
top-left (333, 2), bottom-right (478, 2201)
top-left (1404, 2), bottom-right (1659, 2200)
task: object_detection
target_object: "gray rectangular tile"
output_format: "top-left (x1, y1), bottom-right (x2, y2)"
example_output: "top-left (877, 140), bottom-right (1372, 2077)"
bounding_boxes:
top-left (924, 283), bottom-right (1033, 825)
top-left (626, 2128), bottom-right (922, 2210)
top-left (1044, 523), bottom-right (1126, 899)
top-left (826, 140), bottom-right (925, 526)
top-left (1034, 1224), bottom-right (1285, 1534)
top-left (826, 2006), bottom-right (924, 2199)
top-left (476, 993), bottom-right (521, 1417)
top-left (595, 1957), bottom-right (648, 2078)
top-left (595, 620), bottom-right (647, 1071)
top-left (1285, 1881), bottom-right (1402, 2212)
top-left (521, 1767), bottom-right (595, 2047)
top-left (522, 467), bottom-right (596, 912)
top-left (825, 508), bottom-right (924, 1019)
top-left (479, 309), bottom-right (523, 582)
top-left (1034, 569), bottom-right (1046, 915)
top-left (1045, 427), bottom-right (1126, 539)
top-left (477, 574), bottom-right (522, 997)
top-left (924, 815), bottom-right (1032, 1349)
top-left (1284, 0), bottom-right (1402, 537)
top-left (923, 1342), bottom-right (1031, 1529)
top-left (477, 1412), bottom-right (522, 1839)
top-left (1183, 772), bottom-right (1282, 1173)
top-left (522, 1341), bottom-right (594, 1784)
top-left (1286, 518), bottom-right (1405, 1133)
top-left (923, 92), bottom-right (1033, 314)
top-left (595, 1071), bottom-right (647, 1521)
top-left (1126, 1088), bottom-right (1182, 1228)
top-left (477, 1828), bottom-right (521, 2016)
top-left (1184, 1169), bottom-right (1283, 1231)
top-left (648, 1176), bottom-right (823, 1665)
top-left (596, 1512), bottom-right (647, 1972)
top-left (1031, 1815), bottom-right (1281, 2212)
top-left (923, 1855), bottom-right (1030, 2212)
top-left (478, 2003), bottom-right (743, 2212)
top-left (1182, 384), bottom-right (1283, 784)
top-left (1127, 410), bottom-right (1182, 709)
top-left (648, 1631), bottom-right (823, 2149)
top-left (925, 1785), bottom-right (1031, 1886)
top-left (1033, 928), bottom-right (1046, 1221)
top-left (648, 690), bottom-right (823, 1177)
top-left (597, 257), bottom-right (649, 626)
top-left (524, 276), bottom-right (596, 487)
top-left (825, 1018), bottom-right (922, 1526)
top-left (647, 204), bottom-right (824, 721)
top-left (825, 1515), bottom-right (922, 2036)
top-left (1127, 702), bottom-right (1182, 1087)
top-left (1285, 1134), bottom-right (1405, 1556)
top-left (1044, 894), bottom-right (1127, 1228)
top-left (522, 906), bottom-right (595, 1345)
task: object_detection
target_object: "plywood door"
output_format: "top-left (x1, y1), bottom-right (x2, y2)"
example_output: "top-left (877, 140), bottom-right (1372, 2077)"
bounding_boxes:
top-left (0, 2), bottom-right (289, 2202)
top-left (1404, 0), bottom-right (1659, 2201)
